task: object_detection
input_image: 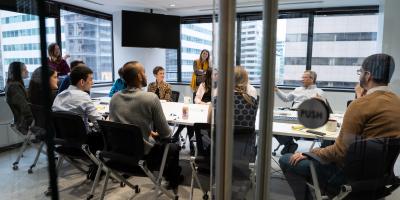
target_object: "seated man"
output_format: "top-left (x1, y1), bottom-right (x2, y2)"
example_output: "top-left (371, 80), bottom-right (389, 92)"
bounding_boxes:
top-left (274, 70), bottom-right (325, 154)
top-left (279, 54), bottom-right (400, 200)
top-left (57, 60), bottom-right (86, 94)
top-left (108, 61), bottom-right (182, 190)
top-left (52, 66), bottom-right (103, 133)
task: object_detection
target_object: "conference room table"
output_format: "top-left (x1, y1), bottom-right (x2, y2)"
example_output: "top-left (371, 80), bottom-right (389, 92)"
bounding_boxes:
top-left (93, 97), bottom-right (342, 142)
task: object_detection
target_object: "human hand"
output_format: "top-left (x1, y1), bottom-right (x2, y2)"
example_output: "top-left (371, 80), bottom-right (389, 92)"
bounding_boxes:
top-left (289, 152), bottom-right (307, 166)
top-left (150, 131), bottom-right (159, 138)
top-left (63, 54), bottom-right (70, 60)
top-left (354, 83), bottom-right (366, 99)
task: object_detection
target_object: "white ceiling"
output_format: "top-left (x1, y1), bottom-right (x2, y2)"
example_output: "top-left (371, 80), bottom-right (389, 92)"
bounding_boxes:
top-left (55, 0), bottom-right (379, 16)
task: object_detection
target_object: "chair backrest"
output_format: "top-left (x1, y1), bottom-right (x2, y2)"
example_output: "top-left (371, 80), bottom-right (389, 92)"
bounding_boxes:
top-left (344, 137), bottom-right (400, 183)
top-left (233, 126), bottom-right (257, 162)
top-left (97, 120), bottom-right (144, 159)
top-left (29, 104), bottom-right (47, 129)
top-left (51, 111), bottom-right (88, 144)
top-left (171, 90), bottom-right (180, 102)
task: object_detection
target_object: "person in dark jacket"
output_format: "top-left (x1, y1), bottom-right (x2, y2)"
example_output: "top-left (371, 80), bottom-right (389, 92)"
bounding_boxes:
top-left (5, 61), bottom-right (33, 134)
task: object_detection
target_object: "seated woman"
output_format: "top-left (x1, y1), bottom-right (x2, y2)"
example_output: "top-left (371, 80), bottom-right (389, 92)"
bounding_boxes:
top-left (147, 66), bottom-right (172, 101)
top-left (109, 67), bottom-right (127, 97)
top-left (194, 68), bottom-right (213, 104)
top-left (5, 62), bottom-right (33, 134)
top-left (28, 67), bottom-right (59, 105)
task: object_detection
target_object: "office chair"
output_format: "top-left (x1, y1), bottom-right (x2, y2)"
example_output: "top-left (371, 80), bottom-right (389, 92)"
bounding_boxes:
top-left (93, 120), bottom-right (178, 200)
top-left (27, 104), bottom-right (48, 173)
top-left (303, 137), bottom-right (400, 200)
top-left (51, 111), bottom-right (102, 180)
top-left (171, 90), bottom-right (180, 102)
top-left (232, 126), bottom-right (257, 199)
top-left (3, 99), bottom-right (37, 171)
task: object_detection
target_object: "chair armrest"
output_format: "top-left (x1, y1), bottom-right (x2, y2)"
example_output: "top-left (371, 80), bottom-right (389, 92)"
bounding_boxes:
top-left (302, 152), bottom-right (330, 165)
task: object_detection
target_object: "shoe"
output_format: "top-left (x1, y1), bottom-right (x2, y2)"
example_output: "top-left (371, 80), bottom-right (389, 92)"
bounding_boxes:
top-left (280, 142), bottom-right (298, 155)
top-left (166, 175), bottom-right (184, 190)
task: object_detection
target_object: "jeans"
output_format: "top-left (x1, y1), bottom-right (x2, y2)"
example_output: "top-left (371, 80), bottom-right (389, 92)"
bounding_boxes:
top-left (279, 153), bottom-right (346, 200)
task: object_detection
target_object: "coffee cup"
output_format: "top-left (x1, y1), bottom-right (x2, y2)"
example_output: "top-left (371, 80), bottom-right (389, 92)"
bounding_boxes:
top-left (325, 119), bottom-right (337, 132)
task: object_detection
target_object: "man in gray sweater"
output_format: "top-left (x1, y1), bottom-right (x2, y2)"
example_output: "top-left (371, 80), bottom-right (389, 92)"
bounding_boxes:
top-left (109, 61), bottom-right (182, 190)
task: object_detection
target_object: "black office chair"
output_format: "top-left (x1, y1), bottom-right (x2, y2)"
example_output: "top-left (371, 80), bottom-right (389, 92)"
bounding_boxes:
top-left (232, 126), bottom-right (257, 199)
top-left (171, 90), bottom-right (180, 102)
top-left (51, 111), bottom-right (101, 177)
top-left (304, 137), bottom-right (400, 200)
top-left (27, 104), bottom-right (48, 173)
top-left (94, 120), bottom-right (177, 200)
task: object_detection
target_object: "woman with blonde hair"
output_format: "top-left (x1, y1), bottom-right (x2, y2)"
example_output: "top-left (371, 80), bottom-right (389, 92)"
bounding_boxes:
top-left (233, 66), bottom-right (258, 128)
top-left (191, 49), bottom-right (210, 95)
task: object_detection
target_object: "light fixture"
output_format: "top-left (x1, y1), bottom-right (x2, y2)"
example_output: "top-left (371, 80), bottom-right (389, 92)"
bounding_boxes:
top-left (169, 4), bottom-right (176, 7)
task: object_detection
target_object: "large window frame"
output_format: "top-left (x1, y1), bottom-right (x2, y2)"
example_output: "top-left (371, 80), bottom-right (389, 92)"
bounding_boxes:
top-left (171, 6), bottom-right (378, 91)
top-left (0, 0), bottom-right (114, 93)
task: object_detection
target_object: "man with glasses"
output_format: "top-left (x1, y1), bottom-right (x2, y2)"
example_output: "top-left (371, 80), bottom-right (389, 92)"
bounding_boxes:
top-left (279, 54), bottom-right (400, 200)
top-left (274, 70), bottom-right (325, 154)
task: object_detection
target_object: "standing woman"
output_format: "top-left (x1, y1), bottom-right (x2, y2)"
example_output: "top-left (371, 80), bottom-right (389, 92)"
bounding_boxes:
top-left (47, 43), bottom-right (70, 77)
top-left (5, 62), bottom-right (33, 134)
top-left (147, 66), bottom-right (172, 101)
top-left (191, 49), bottom-right (210, 97)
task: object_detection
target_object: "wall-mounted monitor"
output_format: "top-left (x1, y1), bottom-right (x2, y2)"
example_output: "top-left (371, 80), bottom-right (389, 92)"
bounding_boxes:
top-left (122, 10), bottom-right (180, 49)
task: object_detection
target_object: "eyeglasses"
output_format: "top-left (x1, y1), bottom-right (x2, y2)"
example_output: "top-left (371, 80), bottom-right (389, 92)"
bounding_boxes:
top-left (356, 69), bottom-right (369, 75)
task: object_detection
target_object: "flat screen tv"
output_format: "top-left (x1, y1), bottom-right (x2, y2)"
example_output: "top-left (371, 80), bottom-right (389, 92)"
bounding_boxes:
top-left (122, 10), bottom-right (180, 49)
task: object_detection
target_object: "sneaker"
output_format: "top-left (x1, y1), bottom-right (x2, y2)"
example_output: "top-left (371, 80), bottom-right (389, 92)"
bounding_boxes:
top-left (280, 142), bottom-right (298, 155)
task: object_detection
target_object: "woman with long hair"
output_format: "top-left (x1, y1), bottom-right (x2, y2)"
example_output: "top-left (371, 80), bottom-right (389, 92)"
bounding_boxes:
top-left (47, 43), bottom-right (70, 77)
top-left (5, 61), bottom-right (33, 134)
top-left (233, 66), bottom-right (258, 128)
top-left (194, 67), bottom-right (213, 104)
top-left (28, 67), bottom-right (58, 105)
top-left (190, 49), bottom-right (210, 95)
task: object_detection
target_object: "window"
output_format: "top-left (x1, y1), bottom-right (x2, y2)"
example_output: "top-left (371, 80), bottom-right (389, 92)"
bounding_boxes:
top-left (0, 10), bottom-right (56, 90)
top-left (239, 18), bottom-right (309, 85)
top-left (60, 9), bottom-right (113, 83)
top-left (176, 23), bottom-right (213, 82)
top-left (312, 13), bottom-right (378, 88)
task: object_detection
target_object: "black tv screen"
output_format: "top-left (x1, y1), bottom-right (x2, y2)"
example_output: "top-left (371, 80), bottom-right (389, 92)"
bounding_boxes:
top-left (122, 10), bottom-right (180, 49)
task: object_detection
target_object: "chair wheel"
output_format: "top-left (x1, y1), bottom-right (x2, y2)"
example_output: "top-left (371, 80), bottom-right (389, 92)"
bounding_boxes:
top-left (12, 165), bottom-right (18, 170)
top-left (135, 185), bottom-right (140, 193)
top-left (203, 193), bottom-right (209, 200)
top-left (86, 194), bottom-right (94, 200)
top-left (28, 168), bottom-right (33, 174)
top-left (120, 182), bottom-right (125, 187)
